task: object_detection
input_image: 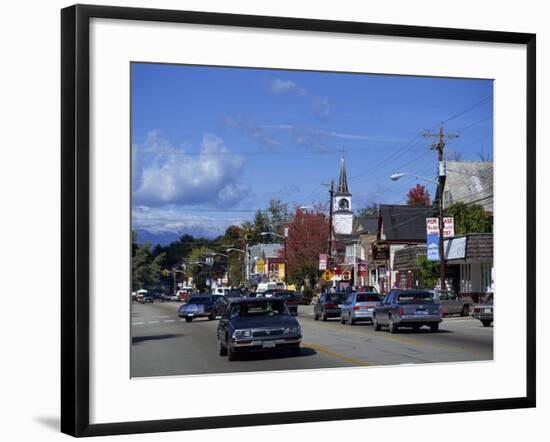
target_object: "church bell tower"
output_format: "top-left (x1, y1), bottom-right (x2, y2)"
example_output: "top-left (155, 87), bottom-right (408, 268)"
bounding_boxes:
top-left (333, 156), bottom-right (353, 235)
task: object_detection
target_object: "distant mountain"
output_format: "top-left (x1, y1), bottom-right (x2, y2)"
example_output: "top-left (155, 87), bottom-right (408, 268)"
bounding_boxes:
top-left (134, 225), bottom-right (222, 246)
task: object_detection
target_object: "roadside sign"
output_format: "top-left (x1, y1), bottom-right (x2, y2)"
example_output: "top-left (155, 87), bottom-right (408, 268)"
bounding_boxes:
top-left (322, 269), bottom-right (334, 282)
top-left (342, 271), bottom-right (351, 281)
top-left (256, 259), bottom-right (265, 273)
top-left (319, 253), bottom-right (327, 270)
top-left (426, 217), bottom-right (454, 238)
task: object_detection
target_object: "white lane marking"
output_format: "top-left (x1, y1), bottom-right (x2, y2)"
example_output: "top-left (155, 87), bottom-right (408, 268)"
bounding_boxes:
top-left (148, 320), bottom-right (160, 324)
top-left (164, 320), bottom-right (175, 323)
top-left (155, 316), bottom-right (170, 319)
top-left (132, 322), bottom-right (145, 325)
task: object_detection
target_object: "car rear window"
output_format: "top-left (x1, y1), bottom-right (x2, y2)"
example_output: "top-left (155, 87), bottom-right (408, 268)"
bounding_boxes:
top-left (396, 292), bottom-right (434, 303)
top-left (325, 294), bottom-right (346, 302)
top-left (356, 293), bottom-right (380, 302)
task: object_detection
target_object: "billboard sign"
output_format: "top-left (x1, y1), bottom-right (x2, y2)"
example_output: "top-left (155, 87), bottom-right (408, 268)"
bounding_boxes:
top-left (319, 253), bottom-right (328, 270)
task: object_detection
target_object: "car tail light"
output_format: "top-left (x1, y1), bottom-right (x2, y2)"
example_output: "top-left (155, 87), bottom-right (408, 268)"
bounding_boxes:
top-left (353, 306), bottom-right (360, 311)
top-left (399, 306), bottom-right (404, 316)
top-left (326, 303), bottom-right (336, 309)
top-left (474, 307), bottom-right (480, 313)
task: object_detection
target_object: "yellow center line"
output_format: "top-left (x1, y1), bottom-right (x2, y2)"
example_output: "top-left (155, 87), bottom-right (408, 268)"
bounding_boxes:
top-left (302, 342), bottom-right (370, 366)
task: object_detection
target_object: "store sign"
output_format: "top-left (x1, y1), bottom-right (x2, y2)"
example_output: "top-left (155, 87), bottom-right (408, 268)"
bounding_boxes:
top-left (444, 236), bottom-right (467, 260)
top-left (342, 271), bottom-right (351, 281)
top-left (319, 253), bottom-right (328, 270)
top-left (358, 262), bottom-right (367, 277)
top-left (372, 241), bottom-right (389, 260)
top-left (256, 259), bottom-right (265, 273)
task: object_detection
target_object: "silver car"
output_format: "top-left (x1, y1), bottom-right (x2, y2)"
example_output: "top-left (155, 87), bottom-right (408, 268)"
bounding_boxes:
top-left (472, 293), bottom-right (494, 327)
top-left (340, 292), bottom-right (381, 325)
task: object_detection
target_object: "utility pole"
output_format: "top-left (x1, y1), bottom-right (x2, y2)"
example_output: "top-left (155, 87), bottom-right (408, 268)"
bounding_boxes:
top-left (327, 179), bottom-right (334, 260)
top-left (423, 126), bottom-right (458, 290)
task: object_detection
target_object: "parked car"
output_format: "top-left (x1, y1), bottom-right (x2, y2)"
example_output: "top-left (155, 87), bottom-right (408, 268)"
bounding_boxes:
top-left (217, 298), bottom-right (302, 361)
top-left (373, 290), bottom-right (442, 333)
top-left (135, 289), bottom-right (148, 302)
top-left (176, 290), bottom-right (190, 302)
top-left (340, 292), bottom-right (381, 325)
top-left (177, 295), bottom-right (225, 322)
top-left (140, 293), bottom-right (154, 304)
top-left (429, 289), bottom-right (472, 316)
top-left (266, 291), bottom-right (300, 314)
top-left (314, 292), bottom-right (348, 321)
top-left (472, 293), bottom-right (494, 327)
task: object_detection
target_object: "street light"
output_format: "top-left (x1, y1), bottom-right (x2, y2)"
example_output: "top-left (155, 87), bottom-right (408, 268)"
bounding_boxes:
top-left (260, 231), bottom-right (288, 286)
top-left (390, 171), bottom-right (446, 290)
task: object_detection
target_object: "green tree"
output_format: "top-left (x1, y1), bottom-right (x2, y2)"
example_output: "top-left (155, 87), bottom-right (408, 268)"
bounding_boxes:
top-left (416, 255), bottom-right (439, 290)
top-left (355, 204), bottom-right (378, 218)
top-left (267, 199), bottom-right (289, 236)
top-left (444, 202), bottom-right (492, 234)
top-left (132, 240), bottom-right (165, 290)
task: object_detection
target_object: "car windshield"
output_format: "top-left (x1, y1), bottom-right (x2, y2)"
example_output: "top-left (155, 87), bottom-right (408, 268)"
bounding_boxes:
top-left (229, 301), bottom-right (289, 318)
top-left (356, 293), bottom-right (380, 302)
top-left (189, 297), bottom-right (212, 304)
top-left (396, 292), bottom-right (434, 303)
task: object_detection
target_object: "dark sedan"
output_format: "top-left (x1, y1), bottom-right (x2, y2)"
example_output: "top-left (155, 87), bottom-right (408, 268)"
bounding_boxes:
top-left (178, 295), bottom-right (226, 322)
top-left (314, 292), bottom-right (348, 321)
top-left (264, 290), bottom-right (300, 314)
top-left (373, 290), bottom-right (442, 333)
top-left (217, 298), bottom-right (302, 361)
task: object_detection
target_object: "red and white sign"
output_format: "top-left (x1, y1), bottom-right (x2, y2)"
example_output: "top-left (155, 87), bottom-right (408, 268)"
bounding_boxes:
top-left (358, 262), bottom-right (367, 277)
top-left (319, 254), bottom-right (327, 270)
top-left (426, 217), bottom-right (454, 238)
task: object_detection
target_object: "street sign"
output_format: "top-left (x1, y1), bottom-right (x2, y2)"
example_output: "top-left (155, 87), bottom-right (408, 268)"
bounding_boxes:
top-left (322, 269), bottom-right (334, 282)
top-left (256, 259), bottom-right (265, 273)
top-left (342, 270), bottom-right (351, 281)
top-left (372, 241), bottom-right (389, 260)
top-left (319, 253), bottom-right (327, 270)
top-left (427, 233), bottom-right (439, 261)
top-left (162, 269), bottom-right (170, 277)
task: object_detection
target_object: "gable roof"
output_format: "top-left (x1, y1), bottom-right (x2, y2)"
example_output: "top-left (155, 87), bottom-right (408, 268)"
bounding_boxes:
top-left (379, 204), bottom-right (435, 242)
top-left (353, 217), bottom-right (378, 235)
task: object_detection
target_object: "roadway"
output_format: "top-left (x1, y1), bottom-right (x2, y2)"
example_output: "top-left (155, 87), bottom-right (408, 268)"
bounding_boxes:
top-left (131, 301), bottom-right (493, 378)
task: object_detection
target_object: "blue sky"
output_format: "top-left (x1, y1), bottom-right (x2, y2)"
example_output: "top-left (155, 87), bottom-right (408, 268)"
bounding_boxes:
top-left (131, 63), bottom-right (493, 243)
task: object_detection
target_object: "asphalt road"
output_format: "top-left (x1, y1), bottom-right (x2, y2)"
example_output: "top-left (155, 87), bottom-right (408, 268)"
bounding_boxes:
top-left (131, 301), bottom-right (493, 378)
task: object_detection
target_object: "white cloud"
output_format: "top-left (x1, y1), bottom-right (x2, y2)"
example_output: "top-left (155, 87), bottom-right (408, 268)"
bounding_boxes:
top-left (132, 132), bottom-right (248, 207)
top-left (270, 78), bottom-right (308, 96)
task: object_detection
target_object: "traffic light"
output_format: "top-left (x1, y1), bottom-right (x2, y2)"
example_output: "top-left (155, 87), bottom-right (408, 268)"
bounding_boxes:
top-left (162, 269), bottom-right (170, 277)
top-left (244, 233), bottom-right (252, 241)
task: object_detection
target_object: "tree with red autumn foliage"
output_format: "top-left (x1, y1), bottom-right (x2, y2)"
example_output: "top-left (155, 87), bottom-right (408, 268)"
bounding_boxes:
top-left (282, 204), bottom-right (330, 287)
top-left (407, 184), bottom-right (431, 207)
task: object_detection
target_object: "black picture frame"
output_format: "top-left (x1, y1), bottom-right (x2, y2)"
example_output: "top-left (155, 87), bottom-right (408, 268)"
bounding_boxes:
top-left (61, 4), bottom-right (536, 437)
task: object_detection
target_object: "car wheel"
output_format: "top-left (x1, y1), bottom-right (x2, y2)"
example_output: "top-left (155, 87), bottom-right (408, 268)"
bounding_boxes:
top-left (373, 316), bottom-right (381, 331)
top-left (461, 305), bottom-right (470, 317)
top-left (481, 320), bottom-right (492, 327)
top-left (185, 317), bottom-right (193, 322)
top-left (349, 314), bottom-right (355, 326)
top-left (314, 311), bottom-right (319, 321)
top-left (340, 315), bottom-right (345, 324)
top-left (227, 346), bottom-right (237, 361)
top-left (209, 312), bottom-right (216, 320)
top-left (388, 316), bottom-right (398, 334)
top-left (218, 340), bottom-right (228, 356)
top-left (430, 323), bottom-right (439, 333)
top-left (322, 311), bottom-right (328, 321)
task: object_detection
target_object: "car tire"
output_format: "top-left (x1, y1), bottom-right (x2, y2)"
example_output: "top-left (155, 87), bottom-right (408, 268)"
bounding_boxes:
top-left (373, 316), bottom-right (381, 331)
top-left (209, 312), bottom-right (216, 321)
top-left (314, 311), bottom-right (319, 321)
top-left (322, 311), bottom-right (328, 321)
top-left (461, 305), bottom-right (469, 317)
top-left (430, 323), bottom-right (439, 333)
top-left (185, 317), bottom-right (193, 322)
top-left (340, 315), bottom-right (345, 324)
top-left (349, 314), bottom-right (355, 326)
top-left (481, 320), bottom-right (492, 327)
top-left (218, 340), bottom-right (228, 356)
top-left (388, 316), bottom-right (398, 334)
top-left (227, 346), bottom-right (237, 361)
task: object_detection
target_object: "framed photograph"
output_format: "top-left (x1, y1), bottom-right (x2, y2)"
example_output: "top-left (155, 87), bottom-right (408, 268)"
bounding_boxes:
top-left (61, 4), bottom-right (536, 437)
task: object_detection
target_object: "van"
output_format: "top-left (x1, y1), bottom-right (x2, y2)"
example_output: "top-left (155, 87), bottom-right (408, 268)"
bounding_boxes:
top-left (256, 282), bottom-right (285, 295)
